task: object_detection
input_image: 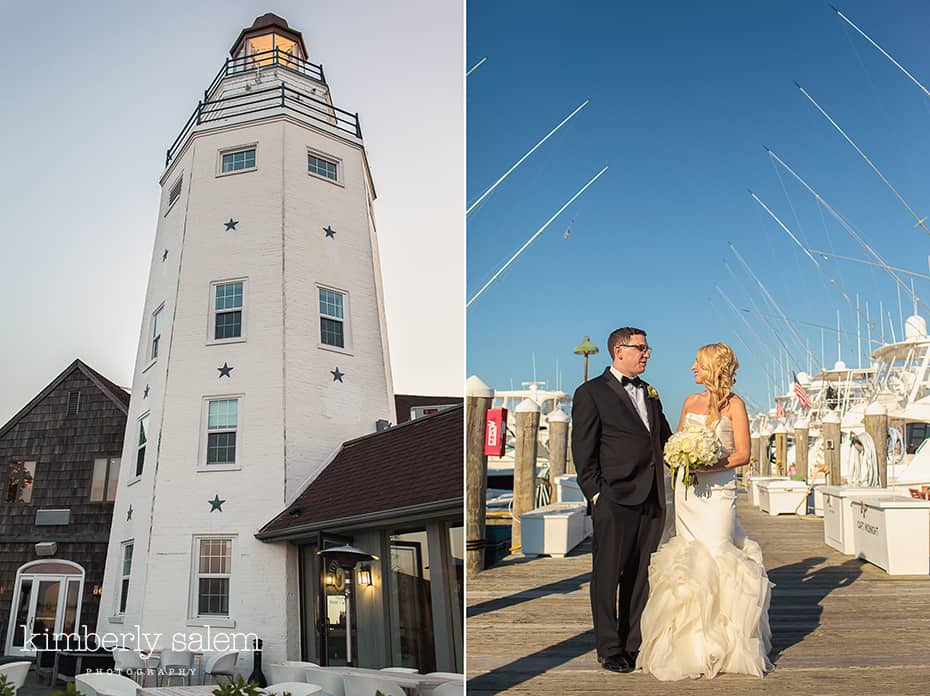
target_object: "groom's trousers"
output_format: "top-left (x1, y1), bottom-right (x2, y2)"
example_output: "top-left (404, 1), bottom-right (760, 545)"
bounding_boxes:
top-left (590, 484), bottom-right (664, 658)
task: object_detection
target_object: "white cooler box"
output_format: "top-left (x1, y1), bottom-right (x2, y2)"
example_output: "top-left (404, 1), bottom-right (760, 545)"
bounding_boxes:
top-left (553, 474), bottom-right (585, 503)
top-left (520, 502), bottom-right (588, 558)
top-left (821, 486), bottom-right (887, 554)
top-left (749, 476), bottom-right (789, 507)
top-left (850, 495), bottom-right (930, 575)
top-left (758, 479), bottom-right (809, 516)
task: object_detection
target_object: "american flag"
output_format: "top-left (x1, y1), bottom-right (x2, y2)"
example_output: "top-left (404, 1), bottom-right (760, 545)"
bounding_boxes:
top-left (793, 372), bottom-right (812, 409)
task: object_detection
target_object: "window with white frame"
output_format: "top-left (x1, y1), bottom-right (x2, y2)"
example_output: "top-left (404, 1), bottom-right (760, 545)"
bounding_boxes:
top-left (150, 306), bottom-right (164, 361)
top-left (193, 537), bottom-right (232, 617)
top-left (168, 176), bottom-right (183, 207)
top-left (90, 457), bottom-right (120, 502)
top-left (308, 152), bottom-right (338, 182)
top-left (135, 416), bottom-right (149, 478)
top-left (206, 399), bottom-right (238, 466)
top-left (118, 541), bottom-right (133, 614)
top-left (319, 288), bottom-right (346, 349)
top-left (221, 148), bottom-right (256, 173)
top-left (212, 281), bottom-right (244, 340)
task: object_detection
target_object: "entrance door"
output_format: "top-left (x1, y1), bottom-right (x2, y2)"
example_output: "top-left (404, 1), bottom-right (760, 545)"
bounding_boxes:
top-left (5, 563), bottom-right (83, 657)
top-left (318, 534), bottom-right (354, 666)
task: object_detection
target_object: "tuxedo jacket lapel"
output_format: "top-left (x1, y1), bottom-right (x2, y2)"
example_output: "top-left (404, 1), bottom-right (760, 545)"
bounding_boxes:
top-left (602, 369), bottom-right (649, 434)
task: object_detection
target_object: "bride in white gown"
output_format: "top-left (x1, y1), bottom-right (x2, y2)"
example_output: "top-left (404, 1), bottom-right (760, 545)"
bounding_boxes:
top-left (638, 342), bottom-right (773, 680)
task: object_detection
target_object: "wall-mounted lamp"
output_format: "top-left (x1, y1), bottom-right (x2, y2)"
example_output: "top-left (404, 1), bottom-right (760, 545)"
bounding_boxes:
top-left (325, 573), bottom-right (336, 587)
top-left (92, 585), bottom-right (103, 596)
top-left (357, 564), bottom-right (372, 587)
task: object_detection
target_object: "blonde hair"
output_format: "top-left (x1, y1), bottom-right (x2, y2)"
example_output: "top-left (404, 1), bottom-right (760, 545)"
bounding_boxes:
top-left (696, 342), bottom-right (739, 428)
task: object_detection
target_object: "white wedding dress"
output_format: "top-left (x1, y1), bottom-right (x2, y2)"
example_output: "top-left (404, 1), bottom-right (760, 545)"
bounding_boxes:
top-left (638, 413), bottom-right (773, 680)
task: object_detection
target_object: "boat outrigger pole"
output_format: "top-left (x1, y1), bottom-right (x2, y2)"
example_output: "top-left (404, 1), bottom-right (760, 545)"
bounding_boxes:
top-left (830, 5), bottom-right (930, 98)
top-left (766, 148), bottom-right (927, 312)
top-left (467, 165), bottom-right (608, 308)
top-left (466, 57), bottom-right (488, 77)
top-left (795, 82), bottom-right (930, 237)
top-left (466, 100), bottom-right (590, 214)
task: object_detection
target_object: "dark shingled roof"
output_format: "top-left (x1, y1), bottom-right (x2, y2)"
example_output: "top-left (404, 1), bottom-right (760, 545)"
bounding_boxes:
top-left (258, 404), bottom-right (462, 539)
top-left (0, 358), bottom-right (129, 438)
top-left (394, 394), bottom-right (463, 424)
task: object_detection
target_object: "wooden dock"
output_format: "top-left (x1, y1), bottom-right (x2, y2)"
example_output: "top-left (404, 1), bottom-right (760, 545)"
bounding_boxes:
top-left (467, 492), bottom-right (930, 694)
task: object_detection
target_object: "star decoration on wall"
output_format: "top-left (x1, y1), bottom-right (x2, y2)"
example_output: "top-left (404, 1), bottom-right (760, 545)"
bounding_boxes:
top-left (209, 495), bottom-right (226, 512)
top-left (218, 362), bottom-right (234, 378)
top-left (323, 225), bottom-right (336, 239)
top-left (225, 218), bottom-right (239, 231)
top-left (143, 385), bottom-right (150, 398)
top-left (162, 249), bottom-right (169, 262)
top-left (126, 506), bottom-right (133, 521)
top-left (331, 367), bottom-right (345, 383)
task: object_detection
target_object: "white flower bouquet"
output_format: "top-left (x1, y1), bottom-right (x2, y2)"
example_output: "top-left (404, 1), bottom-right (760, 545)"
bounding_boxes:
top-left (664, 425), bottom-right (723, 488)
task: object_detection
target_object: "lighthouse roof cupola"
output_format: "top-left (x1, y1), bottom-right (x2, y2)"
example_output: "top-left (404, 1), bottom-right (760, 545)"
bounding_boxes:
top-left (230, 13), bottom-right (308, 62)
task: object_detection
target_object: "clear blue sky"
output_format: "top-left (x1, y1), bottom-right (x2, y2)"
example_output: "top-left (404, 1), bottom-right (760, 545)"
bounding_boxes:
top-left (1, 1), bottom-right (463, 424)
top-left (467, 0), bottom-right (930, 417)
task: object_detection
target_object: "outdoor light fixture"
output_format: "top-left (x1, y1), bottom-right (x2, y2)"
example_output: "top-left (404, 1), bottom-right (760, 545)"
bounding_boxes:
top-left (325, 573), bottom-right (336, 587)
top-left (92, 585), bottom-right (103, 596)
top-left (357, 564), bottom-right (372, 587)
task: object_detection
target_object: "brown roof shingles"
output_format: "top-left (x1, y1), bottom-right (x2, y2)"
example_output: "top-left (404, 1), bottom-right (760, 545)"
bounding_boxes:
top-left (258, 404), bottom-right (462, 538)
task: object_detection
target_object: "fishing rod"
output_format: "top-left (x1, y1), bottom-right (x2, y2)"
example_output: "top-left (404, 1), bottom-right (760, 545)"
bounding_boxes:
top-left (808, 249), bottom-right (930, 281)
top-left (467, 166), bottom-right (608, 308)
top-left (466, 100), bottom-right (590, 214)
top-left (795, 82), bottom-right (930, 237)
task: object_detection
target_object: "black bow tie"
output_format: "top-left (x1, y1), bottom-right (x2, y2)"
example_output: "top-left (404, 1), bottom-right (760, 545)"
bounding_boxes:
top-left (621, 376), bottom-right (644, 389)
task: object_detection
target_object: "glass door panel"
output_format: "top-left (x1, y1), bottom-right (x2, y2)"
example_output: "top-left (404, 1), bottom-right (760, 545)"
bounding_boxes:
top-left (9, 579), bottom-right (33, 649)
top-left (32, 579), bottom-right (61, 648)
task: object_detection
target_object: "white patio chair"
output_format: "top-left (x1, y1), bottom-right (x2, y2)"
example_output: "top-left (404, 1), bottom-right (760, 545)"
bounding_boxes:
top-left (74, 672), bottom-right (139, 696)
top-left (283, 660), bottom-right (320, 669)
top-left (203, 650), bottom-right (239, 685)
top-left (0, 662), bottom-right (31, 695)
top-left (267, 663), bottom-right (309, 684)
top-left (431, 683), bottom-right (464, 696)
top-left (304, 666), bottom-right (345, 696)
top-left (264, 682), bottom-right (322, 696)
top-left (112, 648), bottom-right (149, 685)
top-left (342, 675), bottom-right (405, 696)
top-left (380, 667), bottom-right (419, 673)
top-left (158, 648), bottom-right (194, 685)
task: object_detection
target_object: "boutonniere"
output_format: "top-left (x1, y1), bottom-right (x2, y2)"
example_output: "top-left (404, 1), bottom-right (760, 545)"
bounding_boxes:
top-left (646, 385), bottom-right (659, 400)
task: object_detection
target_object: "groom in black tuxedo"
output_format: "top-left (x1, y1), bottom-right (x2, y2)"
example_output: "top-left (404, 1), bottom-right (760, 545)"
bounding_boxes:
top-left (572, 326), bottom-right (672, 673)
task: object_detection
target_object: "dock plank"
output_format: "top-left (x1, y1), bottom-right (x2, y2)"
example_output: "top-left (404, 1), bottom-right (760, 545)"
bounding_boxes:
top-left (467, 491), bottom-right (930, 694)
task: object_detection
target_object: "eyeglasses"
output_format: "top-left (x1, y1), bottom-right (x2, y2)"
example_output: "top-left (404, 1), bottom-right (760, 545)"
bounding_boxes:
top-left (621, 343), bottom-right (653, 354)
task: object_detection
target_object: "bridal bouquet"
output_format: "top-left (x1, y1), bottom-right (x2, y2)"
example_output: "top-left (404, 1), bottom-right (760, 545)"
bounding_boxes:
top-left (664, 425), bottom-right (722, 489)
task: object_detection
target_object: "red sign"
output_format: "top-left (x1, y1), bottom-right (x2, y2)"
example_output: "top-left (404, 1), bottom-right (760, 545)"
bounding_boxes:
top-left (484, 407), bottom-right (507, 457)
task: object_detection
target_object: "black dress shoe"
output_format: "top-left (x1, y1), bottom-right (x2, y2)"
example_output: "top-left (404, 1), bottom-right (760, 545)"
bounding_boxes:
top-left (598, 654), bottom-right (634, 673)
top-left (626, 650), bottom-right (640, 668)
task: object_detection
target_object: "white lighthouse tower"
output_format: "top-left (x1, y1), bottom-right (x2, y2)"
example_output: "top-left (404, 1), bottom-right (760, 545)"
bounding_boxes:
top-left (97, 13), bottom-right (394, 664)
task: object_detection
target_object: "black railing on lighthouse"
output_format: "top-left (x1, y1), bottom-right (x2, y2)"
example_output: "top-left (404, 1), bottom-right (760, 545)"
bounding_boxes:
top-left (166, 50), bottom-right (360, 167)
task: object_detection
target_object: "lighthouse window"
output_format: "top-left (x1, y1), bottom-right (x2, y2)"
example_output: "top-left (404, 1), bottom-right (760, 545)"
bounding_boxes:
top-left (168, 176), bottom-right (183, 207)
top-left (136, 415), bottom-right (149, 478)
top-left (193, 537), bottom-right (232, 618)
top-left (118, 541), bottom-right (133, 615)
top-left (308, 153), bottom-right (338, 181)
top-left (150, 306), bottom-right (164, 361)
top-left (206, 399), bottom-right (238, 465)
top-left (319, 288), bottom-right (345, 348)
top-left (214, 281), bottom-right (244, 340)
top-left (221, 148), bottom-right (256, 173)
